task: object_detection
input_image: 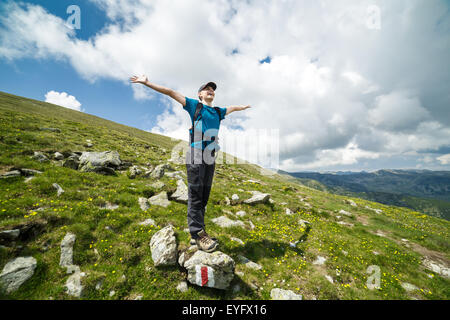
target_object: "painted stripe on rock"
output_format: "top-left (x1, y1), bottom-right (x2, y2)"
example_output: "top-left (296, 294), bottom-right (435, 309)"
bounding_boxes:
top-left (195, 265), bottom-right (215, 287)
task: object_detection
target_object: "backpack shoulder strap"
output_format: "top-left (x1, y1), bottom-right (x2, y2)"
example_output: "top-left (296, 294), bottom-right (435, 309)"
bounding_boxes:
top-left (192, 102), bottom-right (203, 126)
top-left (213, 107), bottom-right (222, 120)
top-left (190, 102), bottom-right (203, 145)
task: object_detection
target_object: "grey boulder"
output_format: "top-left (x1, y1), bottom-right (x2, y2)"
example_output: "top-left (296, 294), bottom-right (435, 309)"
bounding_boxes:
top-left (0, 257), bottom-right (37, 294)
top-left (183, 250), bottom-right (235, 290)
top-left (150, 225), bottom-right (178, 266)
top-left (78, 151), bottom-right (122, 175)
top-left (149, 191), bottom-right (171, 208)
top-left (270, 288), bottom-right (302, 300)
top-left (243, 191), bottom-right (271, 205)
top-left (170, 179), bottom-right (188, 204)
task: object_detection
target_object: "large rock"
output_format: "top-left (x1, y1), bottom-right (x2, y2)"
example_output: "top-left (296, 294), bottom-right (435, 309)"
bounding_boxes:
top-left (211, 216), bottom-right (245, 229)
top-left (422, 258), bottom-right (450, 278)
top-left (138, 197), bottom-right (150, 211)
top-left (32, 151), bottom-right (49, 162)
top-left (62, 154), bottom-right (80, 170)
top-left (270, 288), bottom-right (302, 300)
top-left (78, 151), bottom-right (122, 175)
top-left (0, 170), bottom-right (21, 179)
top-left (149, 191), bottom-right (171, 208)
top-left (0, 229), bottom-right (20, 242)
top-left (0, 257), bottom-right (37, 293)
top-left (183, 250), bottom-right (235, 290)
top-left (150, 225), bottom-right (178, 266)
top-left (60, 232), bottom-right (76, 272)
top-left (128, 165), bottom-right (143, 179)
top-left (151, 163), bottom-right (170, 179)
top-left (65, 270), bottom-right (85, 297)
top-left (243, 191), bottom-right (271, 205)
top-left (54, 152), bottom-right (64, 160)
top-left (170, 179), bottom-right (188, 203)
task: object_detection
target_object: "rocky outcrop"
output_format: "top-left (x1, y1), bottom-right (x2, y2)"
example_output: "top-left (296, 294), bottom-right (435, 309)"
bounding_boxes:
top-left (78, 151), bottom-right (122, 175)
top-left (150, 225), bottom-right (178, 266)
top-left (0, 257), bottom-right (37, 294)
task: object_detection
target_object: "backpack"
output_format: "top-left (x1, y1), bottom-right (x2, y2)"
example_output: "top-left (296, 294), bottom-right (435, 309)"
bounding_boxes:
top-left (189, 102), bottom-right (222, 149)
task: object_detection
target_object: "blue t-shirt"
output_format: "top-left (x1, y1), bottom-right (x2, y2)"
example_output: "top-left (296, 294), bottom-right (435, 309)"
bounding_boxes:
top-left (184, 97), bottom-right (227, 150)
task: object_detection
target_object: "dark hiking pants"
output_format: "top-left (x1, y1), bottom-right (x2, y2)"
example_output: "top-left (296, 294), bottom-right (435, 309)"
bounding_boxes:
top-left (186, 150), bottom-right (216, 239)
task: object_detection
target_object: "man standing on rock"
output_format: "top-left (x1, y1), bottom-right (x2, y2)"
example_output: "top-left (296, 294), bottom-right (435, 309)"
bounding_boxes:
top-left (130, 75), bottom-right (251, 252)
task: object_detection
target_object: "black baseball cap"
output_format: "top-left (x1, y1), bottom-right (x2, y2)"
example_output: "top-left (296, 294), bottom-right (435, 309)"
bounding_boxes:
top-left (198, 82), bottom-right (217, 93)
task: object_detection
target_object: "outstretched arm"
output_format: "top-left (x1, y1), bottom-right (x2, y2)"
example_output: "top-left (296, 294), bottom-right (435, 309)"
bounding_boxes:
top-left (225, 105), bottom-right (251, 115)
top-left (130, 75), bottom-right (186, 107)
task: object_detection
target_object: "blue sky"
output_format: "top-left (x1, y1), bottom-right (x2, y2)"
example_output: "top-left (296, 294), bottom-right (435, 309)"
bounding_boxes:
top-left (0, 0), bottom-right (164, 131)
top-left (1, 0), bottom-right (449, 172)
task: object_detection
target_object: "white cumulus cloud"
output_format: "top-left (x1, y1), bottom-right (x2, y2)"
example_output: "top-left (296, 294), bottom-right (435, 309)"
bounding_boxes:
top-left (1, 0), bottom-right (449, 171)
top-left (45, 91), bottom-right (83, 112)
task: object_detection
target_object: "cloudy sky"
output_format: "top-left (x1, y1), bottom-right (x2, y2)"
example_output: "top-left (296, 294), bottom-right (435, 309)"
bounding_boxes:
top-left (1, 0), bottom-right (449, 172)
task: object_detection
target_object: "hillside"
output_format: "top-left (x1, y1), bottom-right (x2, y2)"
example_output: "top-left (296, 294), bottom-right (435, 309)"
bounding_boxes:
top-left (0, 91), bottom-right (449, 300)
top-left (282, 170), bottom-right (450, 221)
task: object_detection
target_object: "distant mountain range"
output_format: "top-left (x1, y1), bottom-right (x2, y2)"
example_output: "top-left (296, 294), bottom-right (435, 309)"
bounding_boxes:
top-left (278, 169), bottom-right (450, 220)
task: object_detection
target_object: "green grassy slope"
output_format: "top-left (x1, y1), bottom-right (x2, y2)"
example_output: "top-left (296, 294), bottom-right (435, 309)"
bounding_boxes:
top-left (0, 91), bottom-right (449, 300)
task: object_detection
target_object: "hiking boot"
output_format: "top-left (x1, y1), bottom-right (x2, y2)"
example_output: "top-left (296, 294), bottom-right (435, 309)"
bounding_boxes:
top-left (190, 234), bottom-right (218, 246)
top-left (194, 230), bottom-right (218, 253)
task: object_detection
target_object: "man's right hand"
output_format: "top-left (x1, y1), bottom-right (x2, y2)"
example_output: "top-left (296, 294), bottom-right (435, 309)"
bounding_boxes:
top-left (129, 75), bottom-right (186, 107)
top-left (130, 75), bottom-right (148, 84)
